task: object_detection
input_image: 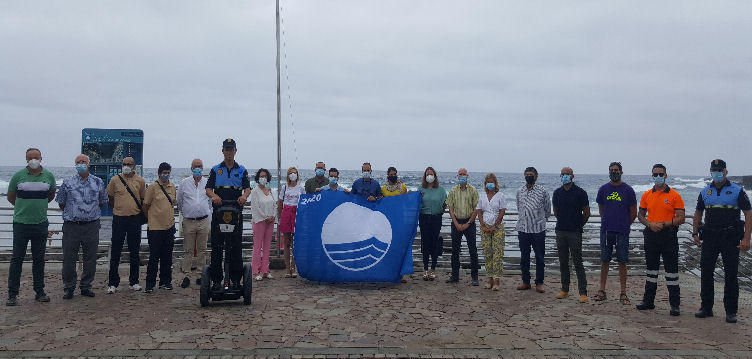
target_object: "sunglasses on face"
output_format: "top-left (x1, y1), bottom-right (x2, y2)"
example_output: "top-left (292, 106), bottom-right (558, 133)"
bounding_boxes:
top-left (652, 173), bottom-right (665, 178)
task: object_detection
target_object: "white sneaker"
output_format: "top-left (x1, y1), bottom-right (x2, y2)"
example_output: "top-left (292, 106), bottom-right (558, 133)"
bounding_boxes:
top-left (265, 273), bottom-right (273, 279)
top-left (255, 275), bottom-right (263, 281)
top-left (107, 286), bottom-right (117, 294)
top-left (130, 284), bottom-right (142, 291)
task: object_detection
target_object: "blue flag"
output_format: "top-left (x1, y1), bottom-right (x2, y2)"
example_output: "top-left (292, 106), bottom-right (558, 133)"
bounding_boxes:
top-left (293, 191), bottom-right (421, 283)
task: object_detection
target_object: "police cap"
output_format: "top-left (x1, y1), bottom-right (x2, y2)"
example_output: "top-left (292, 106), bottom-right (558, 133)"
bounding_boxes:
top-left (710, 159), bottom-right (726, 171)
top-left (222, 138), bottom-right (237, 149)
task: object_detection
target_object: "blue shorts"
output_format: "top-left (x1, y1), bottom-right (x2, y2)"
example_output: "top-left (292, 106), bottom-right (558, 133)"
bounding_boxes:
top-left (600, 231), bottom-right (629, 264)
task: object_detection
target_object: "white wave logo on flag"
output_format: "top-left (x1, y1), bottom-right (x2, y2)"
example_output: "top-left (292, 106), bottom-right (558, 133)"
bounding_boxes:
top-left (321, 202), bottom-right (393, 271)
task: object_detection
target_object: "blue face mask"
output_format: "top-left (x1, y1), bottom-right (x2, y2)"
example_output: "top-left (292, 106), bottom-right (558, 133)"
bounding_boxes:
top-left (458, 176), bottom-right (468, 184)
top-left (329, 177), bottom-right (338, 185)
top-left (485, 182), bottom-right (495, 191)
top-left (560, 174), bottom-right (572, 185)
top-left (75, 164), bottom-right (88, 174)
top-left (192, 168), bottom-right (203, 177)
top-left (316, 169), bottom-right (325, 177)
top-left (653, 175), bottom-right (665, 185)
top-left (711, 171), bottom-right (725, 183)
top-left (362, 171), bottom-right (371, 179)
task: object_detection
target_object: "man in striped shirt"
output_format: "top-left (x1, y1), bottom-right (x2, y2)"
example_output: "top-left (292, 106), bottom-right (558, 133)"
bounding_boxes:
top-left (515, 167), bottom-right (552, 293)
top-left (6, 148), bottom-right (56, 306)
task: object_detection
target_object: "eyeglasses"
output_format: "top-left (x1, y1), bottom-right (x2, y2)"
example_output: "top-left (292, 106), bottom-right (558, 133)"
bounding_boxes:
top-left (652, 173), bottom-right (665, 178)
top-left (122, 163), bottom-right (134, 166)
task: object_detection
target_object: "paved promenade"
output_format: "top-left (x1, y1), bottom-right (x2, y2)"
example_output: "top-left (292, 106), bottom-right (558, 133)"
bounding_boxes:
top-left (1, 265), bottom-right (751, 358)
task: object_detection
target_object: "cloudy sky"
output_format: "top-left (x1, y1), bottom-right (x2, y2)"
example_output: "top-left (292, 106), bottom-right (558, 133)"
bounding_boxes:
top-left (1, 1), bottom-right (750, 175)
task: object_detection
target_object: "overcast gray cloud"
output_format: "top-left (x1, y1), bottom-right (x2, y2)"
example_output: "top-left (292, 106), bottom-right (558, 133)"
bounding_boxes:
top-left (1, 1), bottom-right (750, 175)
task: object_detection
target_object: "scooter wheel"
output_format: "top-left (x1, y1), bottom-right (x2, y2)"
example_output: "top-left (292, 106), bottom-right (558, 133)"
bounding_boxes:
top-left (242, 263), bottom-right (252, 305)
top-left (200, 265), bottom-right (211, 307)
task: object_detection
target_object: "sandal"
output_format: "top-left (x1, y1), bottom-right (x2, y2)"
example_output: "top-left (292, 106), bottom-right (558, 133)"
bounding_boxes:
top-left (619, 293), bottom-right (631, 305)
top-left (423, 271), bottom-right (429, 281)
top-left (285, 272), bottom-right (293, 278)
top-left (429, 271), bottom-right (436, 281)
top-left (592, 290), bottom-right (607, 301)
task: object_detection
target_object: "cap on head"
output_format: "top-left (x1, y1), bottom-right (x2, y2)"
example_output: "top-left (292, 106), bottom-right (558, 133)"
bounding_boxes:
top-left (222, 138), bottom-right (237, 149)
top-left (710, 159), bottom-right (726, 171)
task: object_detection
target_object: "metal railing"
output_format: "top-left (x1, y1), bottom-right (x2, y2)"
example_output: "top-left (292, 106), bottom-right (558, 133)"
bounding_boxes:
top-left (1, 206), bottom-right (750, 290)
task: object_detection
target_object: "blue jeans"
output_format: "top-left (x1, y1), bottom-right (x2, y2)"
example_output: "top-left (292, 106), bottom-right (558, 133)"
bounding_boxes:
top-left (519, 231), bottom-right (546, 285)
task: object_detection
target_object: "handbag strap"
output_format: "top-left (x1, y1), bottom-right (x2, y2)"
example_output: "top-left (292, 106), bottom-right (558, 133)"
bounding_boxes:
top-left (156, 181), bottom-right (174, 206)
top-left (118, 175), bottom-right (143, 211)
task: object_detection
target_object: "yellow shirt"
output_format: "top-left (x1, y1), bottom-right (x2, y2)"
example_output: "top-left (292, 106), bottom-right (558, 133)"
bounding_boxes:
top-left (106, 174), bottom-right (146, 216)
top-left (381, 183), bottom-right (407, 197)
top-left (144, 180), bottom-right (176, 230)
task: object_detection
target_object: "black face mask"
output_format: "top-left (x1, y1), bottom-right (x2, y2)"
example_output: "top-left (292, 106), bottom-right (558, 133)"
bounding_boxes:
top-left (525, 175), bottom-right (536, 185)
top-left (387, 175), bottom-right (398, 183)
top-left (609, 172), bottom-right (622, 182)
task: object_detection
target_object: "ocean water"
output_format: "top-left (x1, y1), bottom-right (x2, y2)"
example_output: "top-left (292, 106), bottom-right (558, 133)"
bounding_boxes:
top-left (0, 165), bottom-right (726, 212)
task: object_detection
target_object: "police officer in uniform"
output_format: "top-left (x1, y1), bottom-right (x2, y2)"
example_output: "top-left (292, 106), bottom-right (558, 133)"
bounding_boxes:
top-left (205, 139), bottom-right (251, 291)
top-left (693, 159), bottom-right (752, 323)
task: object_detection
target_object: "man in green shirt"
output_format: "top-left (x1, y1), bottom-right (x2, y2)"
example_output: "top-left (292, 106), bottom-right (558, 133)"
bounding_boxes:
top-left (445, 168), bottom-right (480, 286)
top-left (6, 148), bottom-right (56, 306)
top-left (304, 161), bottom-right (329, 193)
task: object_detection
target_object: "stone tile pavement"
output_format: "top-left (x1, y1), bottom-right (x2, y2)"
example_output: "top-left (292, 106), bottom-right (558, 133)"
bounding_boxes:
top-left (1, 264), bottom-right (751, 358)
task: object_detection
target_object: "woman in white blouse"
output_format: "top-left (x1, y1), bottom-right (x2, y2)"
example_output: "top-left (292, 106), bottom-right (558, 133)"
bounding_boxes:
top-left (277, 167), bottom-right (304, 278)
top-left (250, 168), bottom-right (277, 281)
top-left (476, 173), bottom-right (507, 291)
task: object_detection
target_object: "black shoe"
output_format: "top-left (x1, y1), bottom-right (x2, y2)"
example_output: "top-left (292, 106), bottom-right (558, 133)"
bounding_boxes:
top-left (445, 277), bottom-right (459, 283)
top-left (471, 278), bottom-right (479, 286)
top-left (231, 282), bottom-right (241, 291)
top-left (35, 292), bottom-right (50, 303)
top-left (63, 289), bottom-right (74, 300)
top-left (80, 289), bottom-right (95, 298)
top-left (726, 313), bottom-right (738, 323)
top-left (670, 306), bottom-right (680, 316)
top-left (196, 278), bottom-right (201, 285)
top-left (159, 284), bottom-right (173, 290)
top-left (191, 266), bottom-right (197, 271)
top-left (211, 283), bottom-right (222, 292)
top-left (144, 288), bottom-right (154, 293)
top-left (695, 308), bottom-right (714, 318)
top-left (181, 277), bottom-right (190, 288)
top-left (636, 302), bottom-right (655, 310)
top-left (6, 296), bottom-right (18, 306)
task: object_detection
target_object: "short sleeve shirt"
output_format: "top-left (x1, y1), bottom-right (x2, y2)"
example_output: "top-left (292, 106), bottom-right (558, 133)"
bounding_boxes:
top-left (205, 161), bottom-right (250, 202)
top-left (143, 180), bottom-right (176, 230)
top-left (420, 186), bottom-right (447, 215)
top-left (445, 184), bottom-right (479, 220)
top-left (279, 183), bottom-right (305, 207)
top-left (696, 180), bottom-right (751, 228)
top-left (552, 184), bottom-right (590, 233)
top-left (639, 186), bottom-right (685, 222)
top-left (596, 182), bottom-right (637, 234)
top-left (476, 191), bottom-right (507, 225)
top-left (106, 174), bottom-right (146, 216)
top-left (8, 167), bottom-right (56, 224)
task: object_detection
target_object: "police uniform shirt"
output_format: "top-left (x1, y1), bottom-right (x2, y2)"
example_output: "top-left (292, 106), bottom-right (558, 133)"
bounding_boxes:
top-left (205, 161), bottom-right (250, 202)
top-left (696, 180), bottom-right (751, 229)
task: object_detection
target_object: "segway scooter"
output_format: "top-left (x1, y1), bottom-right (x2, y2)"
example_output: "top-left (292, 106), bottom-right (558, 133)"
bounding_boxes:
top-left (200, 200), bottom-right (252, 306)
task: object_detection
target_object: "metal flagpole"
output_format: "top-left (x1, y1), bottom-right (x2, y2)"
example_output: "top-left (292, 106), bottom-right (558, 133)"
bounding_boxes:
top-left (275, 0), bottom-right (283, 259)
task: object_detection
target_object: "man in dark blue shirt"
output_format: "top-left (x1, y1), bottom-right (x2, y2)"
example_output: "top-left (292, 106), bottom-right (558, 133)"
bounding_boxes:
top-left (205, 138), bottom-right (251, 290)
top-left (692, 159), bottom-right (752, 323)
top-left (350, 162), bottom-right (381, 202)
top-left (552, 167), bottom-right (590, 303)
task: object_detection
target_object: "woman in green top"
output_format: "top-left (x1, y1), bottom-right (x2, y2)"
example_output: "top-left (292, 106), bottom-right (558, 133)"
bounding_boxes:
top-left (418, 167), bottom-right (447, 281)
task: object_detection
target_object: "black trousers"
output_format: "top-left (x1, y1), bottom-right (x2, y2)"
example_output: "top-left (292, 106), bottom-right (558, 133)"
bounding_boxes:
top-left (210, 215), bottom-right (244, 284)
top-left (145, 227), bottom-right (175, 289)
top-left (641, 227), bottom-right (680, 307)
top-left (450, 218), bottom-right (478, 279)
top-left (419, 214), bottom-right (443, 271)
top-left (109, 215), bottom-right (142, 287)
top-left (700, 226), bottom-right (743, 314)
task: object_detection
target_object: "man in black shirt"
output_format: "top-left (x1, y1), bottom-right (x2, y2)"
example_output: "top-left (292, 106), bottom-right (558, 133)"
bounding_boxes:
top-left (552, 167), bottom-right (591, 303)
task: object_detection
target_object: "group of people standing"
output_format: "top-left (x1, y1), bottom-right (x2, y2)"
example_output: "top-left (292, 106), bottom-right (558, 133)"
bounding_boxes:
top-left (5, 143), bottom-right (751, 324)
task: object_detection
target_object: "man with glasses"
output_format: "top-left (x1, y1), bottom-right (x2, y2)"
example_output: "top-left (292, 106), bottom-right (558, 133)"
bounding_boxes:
top-left (445, 168), bottom-right (480, 285)
top-left (106, 156), bottom-right (146, 294)
top-left (635, 164), bottom-right (685, 316)
top-left (594, 162), bottom-right (636, 305)
top-left (693, 159), bottom-right (752, 323)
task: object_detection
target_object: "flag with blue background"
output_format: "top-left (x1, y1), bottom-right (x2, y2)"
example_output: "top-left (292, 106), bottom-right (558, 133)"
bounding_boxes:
top-left (294, 191), bottom-right (421, 283)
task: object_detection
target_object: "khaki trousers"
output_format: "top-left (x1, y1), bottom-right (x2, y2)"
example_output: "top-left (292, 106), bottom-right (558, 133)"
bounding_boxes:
top-left (181, 217), bottom-right (210, 274)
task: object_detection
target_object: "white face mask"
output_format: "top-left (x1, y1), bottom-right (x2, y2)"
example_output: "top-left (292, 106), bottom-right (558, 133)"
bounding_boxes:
top-left (425, 175), bottom-right (435, 183)
top-left (288, 173), bottom-right (298, 182)
top-left (122, 166), bottom-right (133, 175)
top-left (258, 177), bottom-right (268, 186)
top-left (27, 159), bottom-right (41, 170)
